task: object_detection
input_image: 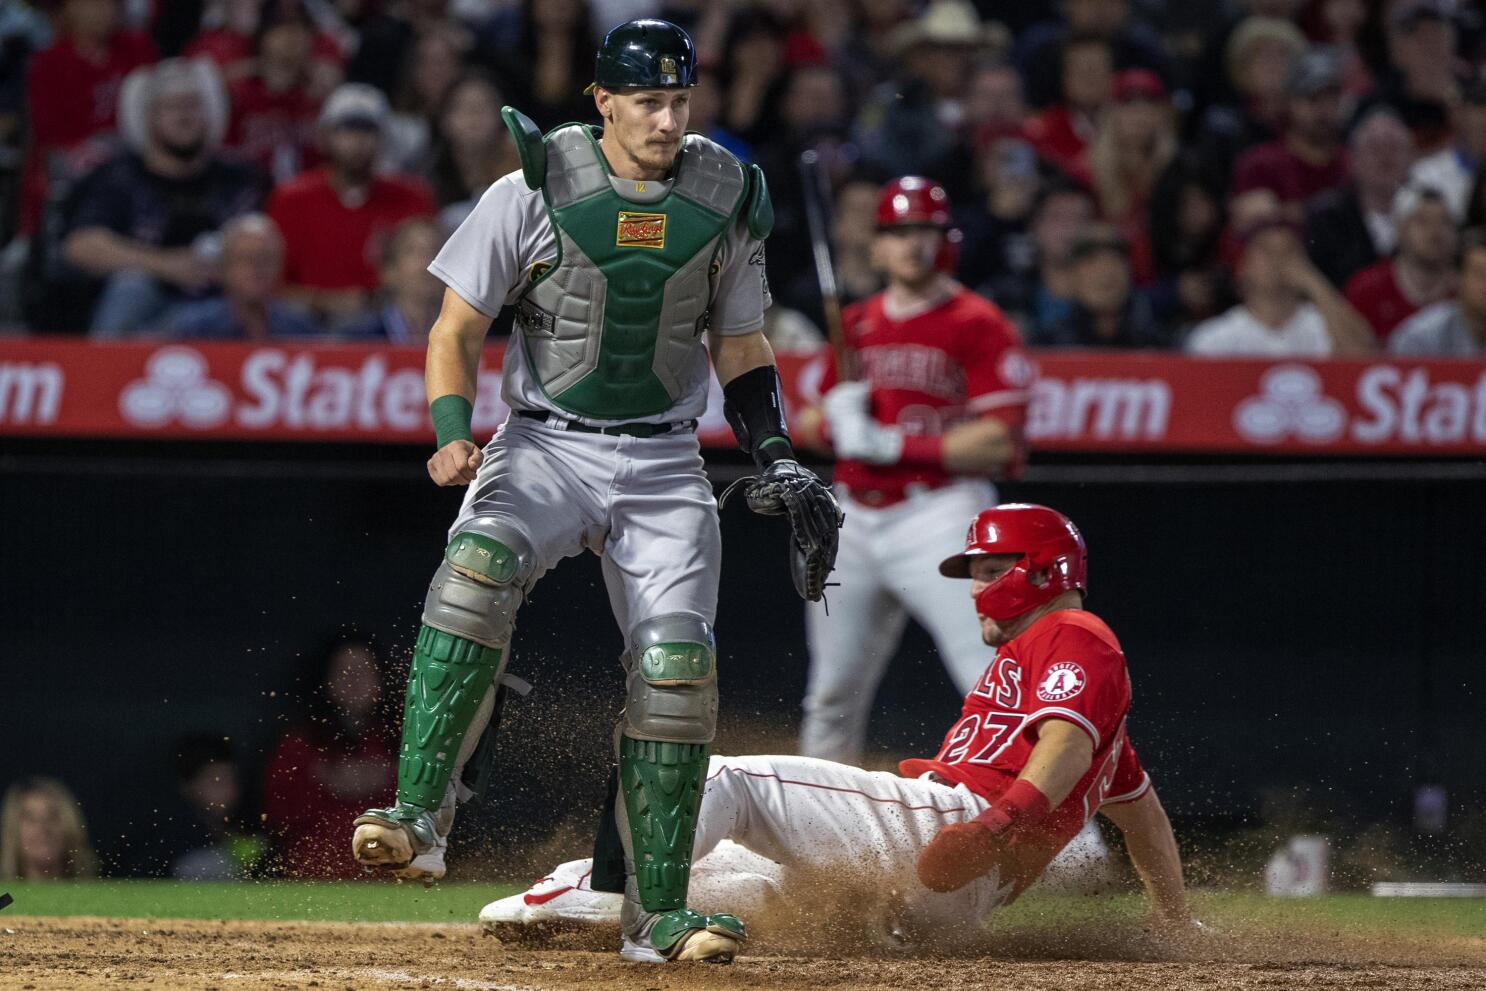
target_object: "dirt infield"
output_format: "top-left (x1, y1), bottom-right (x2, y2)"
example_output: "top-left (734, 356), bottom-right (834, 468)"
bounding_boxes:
top-left (4, 915), bottom-right (1486, 991)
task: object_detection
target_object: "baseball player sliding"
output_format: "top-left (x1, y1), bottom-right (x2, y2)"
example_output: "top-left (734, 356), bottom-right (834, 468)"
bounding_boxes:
top-left (349, 19), bottom-right (841, 966)
top-left (483, 505), bottom-right (1194, 947)
top-left (795, 177), bottom-right (1032, 762)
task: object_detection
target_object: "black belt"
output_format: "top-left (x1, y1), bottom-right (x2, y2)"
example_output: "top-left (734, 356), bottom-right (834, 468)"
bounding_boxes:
top-left (516, 409), bottom-right (697, 438)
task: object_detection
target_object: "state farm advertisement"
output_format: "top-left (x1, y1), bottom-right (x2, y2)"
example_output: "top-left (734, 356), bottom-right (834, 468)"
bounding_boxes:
top-left (1, 339), bottom-right (1485, 455)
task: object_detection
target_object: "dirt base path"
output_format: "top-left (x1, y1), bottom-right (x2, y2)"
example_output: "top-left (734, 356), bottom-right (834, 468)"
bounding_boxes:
top-left (4, 916), bottom-right (1485, 991)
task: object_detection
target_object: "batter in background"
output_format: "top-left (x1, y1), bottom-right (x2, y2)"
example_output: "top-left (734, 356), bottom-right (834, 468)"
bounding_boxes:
top-left (347, 18), bottom-right (840, 966)
top-left (796, 176), bottom-right (1033, 763)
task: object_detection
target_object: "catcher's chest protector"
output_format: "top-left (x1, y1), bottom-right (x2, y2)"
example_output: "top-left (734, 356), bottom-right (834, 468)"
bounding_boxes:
top-left (514, 120), bottom-right (747, 420)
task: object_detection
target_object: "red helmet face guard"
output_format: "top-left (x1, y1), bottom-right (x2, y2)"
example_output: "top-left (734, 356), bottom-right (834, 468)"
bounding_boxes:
top-left (940, 504), bottom-right (1088, 624)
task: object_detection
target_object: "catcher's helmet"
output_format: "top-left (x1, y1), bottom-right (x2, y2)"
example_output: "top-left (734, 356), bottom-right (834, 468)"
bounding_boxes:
top-left (939, 504), bottom-right (1087, 622)
top-left (587, 19), bottom-right (697, 94)
top-left (875, 175), bottom-right (961, 272)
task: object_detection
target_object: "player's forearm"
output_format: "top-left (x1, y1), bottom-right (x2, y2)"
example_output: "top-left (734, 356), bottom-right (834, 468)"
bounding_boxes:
top-left (424, 289), bottom-right (492, 447)
top-left (1104, 788), bottom-right (1189, 921)
top-left (709, 327), bottom-right (774, 386)
top-left (1303, 278), bottom-right (1374, 356)
top-left (940, 417), bottom-right (1016, 474)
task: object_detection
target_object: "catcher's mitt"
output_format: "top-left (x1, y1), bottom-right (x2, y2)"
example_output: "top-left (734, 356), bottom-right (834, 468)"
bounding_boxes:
top-left (722, 460), bottom-right (844, 601)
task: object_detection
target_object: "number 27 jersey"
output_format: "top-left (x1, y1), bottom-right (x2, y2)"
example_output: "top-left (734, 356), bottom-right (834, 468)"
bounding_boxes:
top-left (900, 609), bottom-right (1145, 848)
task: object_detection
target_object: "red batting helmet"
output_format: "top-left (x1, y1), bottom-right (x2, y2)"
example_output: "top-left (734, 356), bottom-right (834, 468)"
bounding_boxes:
top-left (875, 176), bottom-right (960, 273)
top-left (938, 504), bottom-right (1087, 622)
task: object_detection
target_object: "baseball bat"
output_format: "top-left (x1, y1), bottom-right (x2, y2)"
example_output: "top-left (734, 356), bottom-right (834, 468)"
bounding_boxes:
top-left (797, 149), bottom-right (853, 380)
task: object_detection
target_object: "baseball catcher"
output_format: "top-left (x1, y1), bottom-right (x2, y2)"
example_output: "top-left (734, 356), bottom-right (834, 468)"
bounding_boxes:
top-left (349, 18), bottom-right (838, 965)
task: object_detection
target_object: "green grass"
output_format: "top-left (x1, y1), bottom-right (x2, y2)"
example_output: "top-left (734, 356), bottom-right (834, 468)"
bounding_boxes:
top-left (0, 880), bottom-right (521, 923)
top-left (2, 883), bottom-right (1483, 938)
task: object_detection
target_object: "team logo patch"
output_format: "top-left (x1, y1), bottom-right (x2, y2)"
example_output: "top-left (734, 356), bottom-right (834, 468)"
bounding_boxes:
top-left (528, 260), bottom-right (553, 283)
top-left (1036, 661), bottom-right (1086, 702)
top-left (617, 211), bottom-right (666, 249)
top-left (659, 56), bottom-right (679, 85)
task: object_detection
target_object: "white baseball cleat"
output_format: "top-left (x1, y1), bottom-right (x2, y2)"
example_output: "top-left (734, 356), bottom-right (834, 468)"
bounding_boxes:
top-left (480, 859), bottom-right (622, 943)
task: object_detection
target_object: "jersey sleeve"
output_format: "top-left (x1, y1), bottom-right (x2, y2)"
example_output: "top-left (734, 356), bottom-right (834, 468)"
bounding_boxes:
top-left (1021, 622), bottom-right (1131, 750)
top-left (1102, 735), bottom-right (1151, 806)
top-left (427, 172), bottom-right (534, 317)
top-left (707, 217), bottom-right (771, 335)
top-left (962, 305), bottom-right (1032, 431)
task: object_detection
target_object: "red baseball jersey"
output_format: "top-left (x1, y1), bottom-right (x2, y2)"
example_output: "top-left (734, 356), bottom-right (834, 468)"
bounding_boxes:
top-left (900, 609), bottom-right (1150, 894)
top-left (820, 285), bottom-right (1031, 497)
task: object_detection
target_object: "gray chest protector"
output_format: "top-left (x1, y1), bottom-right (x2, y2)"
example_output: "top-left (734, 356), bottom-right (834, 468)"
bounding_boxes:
top-left (501, 107), bottom-right (773, 420)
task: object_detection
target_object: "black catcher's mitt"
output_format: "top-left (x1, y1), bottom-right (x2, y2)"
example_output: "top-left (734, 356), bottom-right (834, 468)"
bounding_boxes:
top-left (723, 460), bottom-right (844, 601)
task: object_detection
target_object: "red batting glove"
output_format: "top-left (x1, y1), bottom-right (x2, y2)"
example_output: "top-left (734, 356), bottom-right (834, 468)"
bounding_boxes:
top-left (917, 779), bottom-right (1051, 893)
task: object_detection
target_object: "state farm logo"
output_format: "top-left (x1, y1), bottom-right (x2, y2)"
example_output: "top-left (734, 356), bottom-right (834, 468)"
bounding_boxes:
top-left (120, 348), bottom-right (231, 429)
top-left (1233, 365), bottom-right (1345, 444)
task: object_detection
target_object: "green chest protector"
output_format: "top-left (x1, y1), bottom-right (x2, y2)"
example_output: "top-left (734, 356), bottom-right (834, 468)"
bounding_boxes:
top-left (502, 107), bottom-right (773, 420)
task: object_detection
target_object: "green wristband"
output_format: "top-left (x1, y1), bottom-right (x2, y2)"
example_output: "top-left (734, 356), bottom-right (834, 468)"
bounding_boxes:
top-left (430, 394), bottom-right (474, 449)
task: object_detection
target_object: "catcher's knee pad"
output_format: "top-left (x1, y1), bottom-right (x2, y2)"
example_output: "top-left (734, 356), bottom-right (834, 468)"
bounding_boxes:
top-left (421, 521), bottom-right (536, 650)
top-left (621, 613), bottom-right (718, 744)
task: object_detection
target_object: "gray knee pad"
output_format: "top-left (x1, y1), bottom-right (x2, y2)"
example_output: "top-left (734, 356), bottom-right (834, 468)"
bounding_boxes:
top-left (621, 612), bottom-right (718, 744)
top-left (421, 521), bottom-right (535, 650)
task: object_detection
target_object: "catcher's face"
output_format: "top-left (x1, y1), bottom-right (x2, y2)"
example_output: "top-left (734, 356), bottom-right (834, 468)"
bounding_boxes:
top-left (596, 87), bottom-right (689, 178)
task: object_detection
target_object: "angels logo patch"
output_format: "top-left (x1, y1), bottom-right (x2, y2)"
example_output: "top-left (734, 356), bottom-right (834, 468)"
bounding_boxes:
top-left (1037, 662), bottom-right (1086, 702)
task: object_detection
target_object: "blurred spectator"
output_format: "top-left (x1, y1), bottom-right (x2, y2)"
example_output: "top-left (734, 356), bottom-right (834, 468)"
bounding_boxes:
top-left (1189, 0), bottom-right (1309, 119)
top-left (62, 58), bottom-right (263, 337)
top-left (165, 734), bottom-right (270, 881)
top-left (1344, 184), bottom-right (1459, 341)
top-left (963, 60), bottom-right (1027, 136)
top-left (162, 213), bottom-right (319, 339)
top-left (344, 216), bottom-right (442, 342)
top-left (1231, 47), bottom-right (1349, 218)
top-left (1390, 226), bottom-right (1486, 355)
top-left (263, 635), bottom-right (395, 880)
top-left (1088, 68), bottom-right (1175, 281)
top-left (855, 1), bottom-right (1007, 181)
top-left (426, 71), bottom-right (517, 232)
top-left (224, 0), bottom-right (333, 185)
top-left (1030, 223), bottom-right (1171, 348)
top-left (1023, 31), bottom-right (1112, 179)
top-left (266, 83), bottom-right (434, 327)
top-left (956, 129), bottom-right (1040, 306)
top-left (0, 777), bottom-right (97, 880)
top-left (1016, 0), bottom-right (1169, 110)
top-left (1304, 106), bottom-right (1416, 288)
top-left (1149, 153), bottom-right (1230, 328)
top-left (829, 176), bottom-right (884, 305)
top-left (1186, 218), bottom-right (1374, 355)
top-left (715, 10), bottom-right (790, 147)
top-left (187, 0), bottom-right (343, 90)
top-left (385, 22), bottom-right (471, 171)
top-left (1409, 73), bottom-right (1486, 220)
top-left (1367, 0), bottom-right (1460, 152)
top-left (497, 0), bottom-right (596, 133)
top-left (683, 73), bottom-right (750, 162)
top-left (1192, 17), bottom-right (1307, 186)
top-left (1303, 0), bottom-right (1375, 99)
top-left (1002, 179), bottom-right (1097, 333)
top-left (20, 0), bottom-right (157, 235)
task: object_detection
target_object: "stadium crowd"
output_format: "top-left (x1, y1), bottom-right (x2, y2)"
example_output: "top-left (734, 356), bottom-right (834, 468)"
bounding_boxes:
top-left (2, 0), bottom-right (1486, 355)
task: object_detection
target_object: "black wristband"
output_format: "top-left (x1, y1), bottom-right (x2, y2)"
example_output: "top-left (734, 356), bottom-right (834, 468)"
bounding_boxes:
top-left (722, 364), bottom-right (795, 468)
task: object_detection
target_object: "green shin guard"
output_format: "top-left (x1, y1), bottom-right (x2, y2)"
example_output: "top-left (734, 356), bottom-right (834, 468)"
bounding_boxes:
top-left (619, 737), bottom-right (709, 913)
top-left (396, 624), bottom-right (505, 811)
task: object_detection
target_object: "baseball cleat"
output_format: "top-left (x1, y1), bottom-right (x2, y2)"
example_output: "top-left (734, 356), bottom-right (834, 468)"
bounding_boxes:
top-left (631, 908), bottom-right (746, 964)
top-left (352, 804), bottom-right (439, 871)
top-left (480, 860), bottom-right (622, 943)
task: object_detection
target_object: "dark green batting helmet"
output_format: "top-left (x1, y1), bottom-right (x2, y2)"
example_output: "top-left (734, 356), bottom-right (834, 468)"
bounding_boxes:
top-left (585, 19), bottom-right (697, 94)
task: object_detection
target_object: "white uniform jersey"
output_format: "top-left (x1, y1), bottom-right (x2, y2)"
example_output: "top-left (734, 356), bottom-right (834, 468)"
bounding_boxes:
top-left (430, 169), bottom-right (771, 426)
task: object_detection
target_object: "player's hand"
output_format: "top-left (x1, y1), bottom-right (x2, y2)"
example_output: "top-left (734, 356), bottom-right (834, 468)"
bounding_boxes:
top-left (427, 440), bottom-right (483, 486)
top-left (917, 820), bottom-right (1000, 893)
top-left (821, 381), bottom-right (872, 427)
